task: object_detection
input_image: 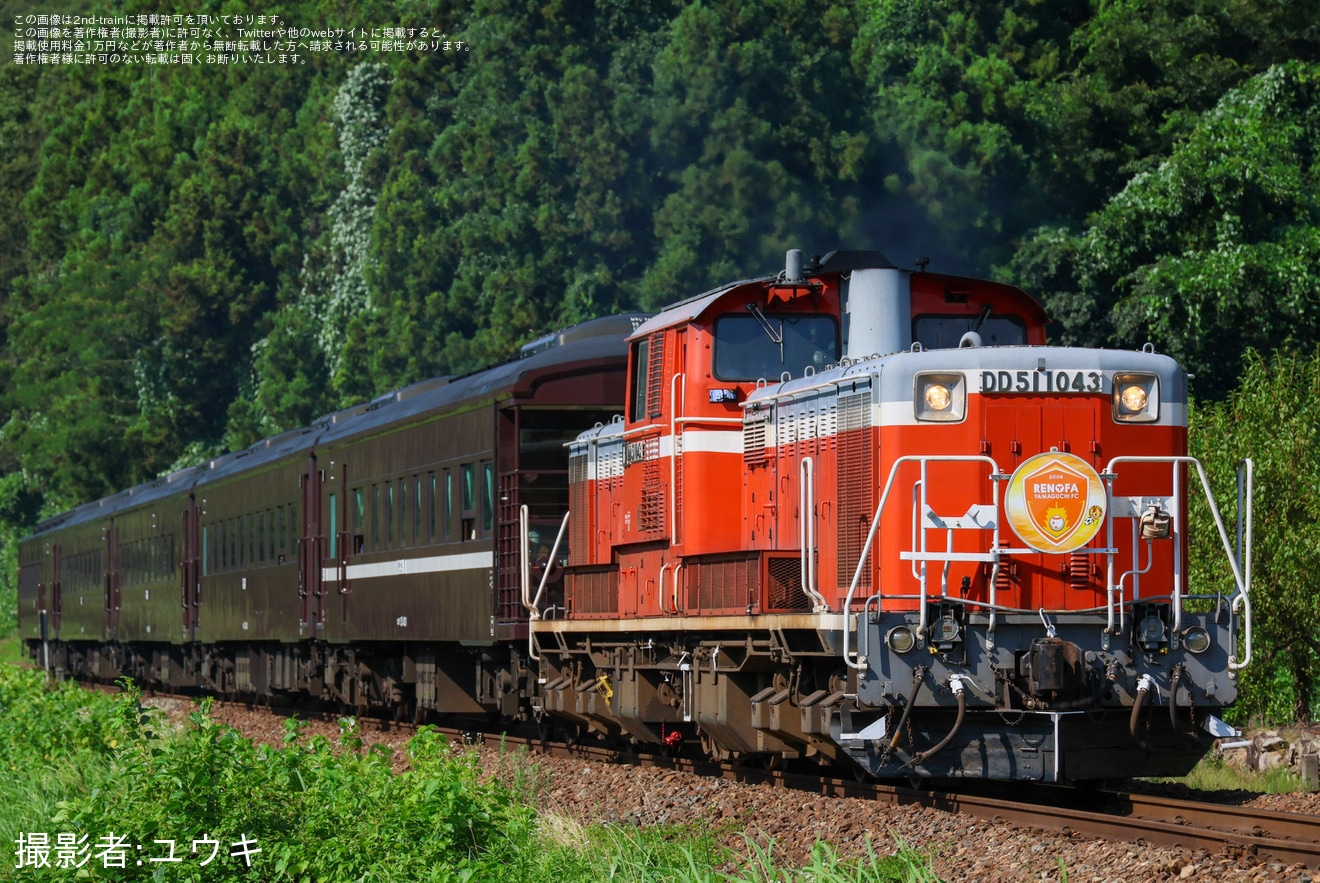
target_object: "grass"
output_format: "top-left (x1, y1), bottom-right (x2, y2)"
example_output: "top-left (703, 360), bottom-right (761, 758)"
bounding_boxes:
top-left (0, 662), bottom-right (941, 882)
top-left (1167, 752), bottom-right (1308, 794)
top-left (0, 630), bottom-right (25, 665)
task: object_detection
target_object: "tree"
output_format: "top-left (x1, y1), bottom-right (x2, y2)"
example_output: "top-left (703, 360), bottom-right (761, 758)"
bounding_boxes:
top-left (1189, 348), bottom-right (1320, 723)
top-left (1016, 62), bottom-right (1320, 395)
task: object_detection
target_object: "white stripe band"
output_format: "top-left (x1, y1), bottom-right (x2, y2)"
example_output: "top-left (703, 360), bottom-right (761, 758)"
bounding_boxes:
top-left (321, 550), bottom-right (493, 582)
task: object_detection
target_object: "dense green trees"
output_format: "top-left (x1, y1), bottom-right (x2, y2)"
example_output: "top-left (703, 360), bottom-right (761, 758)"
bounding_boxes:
top-left (0, 0), bottom-right (1318, 718)
top-left (1190, 350), bottom-right (1320, 723)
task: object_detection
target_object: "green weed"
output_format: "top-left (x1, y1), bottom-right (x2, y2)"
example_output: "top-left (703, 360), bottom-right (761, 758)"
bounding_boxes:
top-left (0, 665), bottom-right (943, 882)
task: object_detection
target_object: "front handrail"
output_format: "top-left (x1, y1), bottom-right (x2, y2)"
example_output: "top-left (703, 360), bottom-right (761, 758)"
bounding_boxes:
top-left (1103, 456), bottom-right (1253, 671)
top-left (842, 455), bottom-right (1003, 671)
top-left (1232, 459), bottom-right (1254, 670)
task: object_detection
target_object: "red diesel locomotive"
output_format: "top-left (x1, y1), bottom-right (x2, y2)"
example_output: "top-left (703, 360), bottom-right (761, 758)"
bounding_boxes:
top-left (19, 250), bottom-right (1253, 782)
top-left (533, 249), bottom-right (1253, 780)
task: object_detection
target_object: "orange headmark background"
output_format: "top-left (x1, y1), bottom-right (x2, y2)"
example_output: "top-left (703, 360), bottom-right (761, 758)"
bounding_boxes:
top-left (1004, 452), bottom-right (1107, 553)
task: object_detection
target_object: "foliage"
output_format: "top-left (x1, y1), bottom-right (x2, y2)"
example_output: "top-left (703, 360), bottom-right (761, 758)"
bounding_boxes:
top-left (0, 669), bottom-right (941, 881)
top-left (0, 664), bottom-right (123, 846)
top-left (8, 683), bottom-right (545, 881)
top-left (1016, 62), bottom-right (1320, 394)
top-left (1189, 348), bottom-right (1320, 723)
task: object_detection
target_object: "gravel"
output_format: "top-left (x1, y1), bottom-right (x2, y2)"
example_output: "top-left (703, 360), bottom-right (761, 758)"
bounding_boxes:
top-left (152, 698), bottom-right (1320, 882)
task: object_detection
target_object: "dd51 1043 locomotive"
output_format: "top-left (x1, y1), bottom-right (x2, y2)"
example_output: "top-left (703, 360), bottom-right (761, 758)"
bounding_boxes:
top-left (20, 250), bottom-right (1254, 782)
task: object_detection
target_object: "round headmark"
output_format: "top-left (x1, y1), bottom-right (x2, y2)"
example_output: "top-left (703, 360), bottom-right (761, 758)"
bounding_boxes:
top-left (1005, 452), bottom-right (1106, 553)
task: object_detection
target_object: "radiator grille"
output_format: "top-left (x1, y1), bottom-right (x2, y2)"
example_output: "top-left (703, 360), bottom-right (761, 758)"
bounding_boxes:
top-left (568, 568), bottom-right (618, 616)
top-left (689, 554), bottom-right (759, 613)
top-left (765, 555), bottom-right (809, 611)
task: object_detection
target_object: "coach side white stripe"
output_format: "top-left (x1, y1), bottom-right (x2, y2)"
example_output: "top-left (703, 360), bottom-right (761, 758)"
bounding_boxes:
top-left (321, 550), bottom-right (494, 583)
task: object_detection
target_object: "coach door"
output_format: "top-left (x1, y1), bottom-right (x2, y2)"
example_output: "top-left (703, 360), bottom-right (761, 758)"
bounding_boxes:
top-left (180, 503), bottom-right (200, 641)
top-left (50, 544), bottom-right (62, 639)
top-left (495, 406), bottom-right (525, 630)
top-left (298, 456), bottom-right (326, 629)
top-left (331, 463), bottom-right (354, 625)
top-left (104, 523), bottom-right (120, 640)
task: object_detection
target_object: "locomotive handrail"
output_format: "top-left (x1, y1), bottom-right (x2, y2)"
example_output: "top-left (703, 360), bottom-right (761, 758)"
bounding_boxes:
top-left (528, 511), bottom-right (570, 664)
top-left (519, 505), bottom-right (531, 615)
top-left (843, 454), bottom-right (1003, 671)
top-left (799, 457), bottom-right (828, 612)
top-left (1233, 458), bottom-right (1254, 670)
top-left (1103, 455), bottom-right (1253, 670)
top-left (671, 372), bottom-right (684, 542)
top-left (658, 563), bottom-right (672, 614)
top-left (530, 512), bottom-right (570, 618)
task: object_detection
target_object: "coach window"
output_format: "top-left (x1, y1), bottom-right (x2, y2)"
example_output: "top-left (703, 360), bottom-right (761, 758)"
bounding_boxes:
top-left (413, 476), bottom-right (422, 546)
top-left (289, 504), bottom-right (299, 556)
top-left (257, 512), bottom-right (266, 563)
top-left (372, 484), bottom-right (381, 551)
top-left (427, 472), bottom-right (436, 543)
top-left (461, 463), bottom-right (476, 541)
top-left (386, 482), bottom-right (395, 547)
top-left (277, 506), bottom-right (286, 559)
top-left (267, 509), bottom-right (275, 562)
top-left (481, 461), bottom-right (494, 536)
top-left (444, 470), bottom-right (454, 542)
top-left (329, 494), bottom-right (338, 559)
top-left (352, 488), bottom-right (366, 553)
top-left (398, 478), bottom-right (408, 547)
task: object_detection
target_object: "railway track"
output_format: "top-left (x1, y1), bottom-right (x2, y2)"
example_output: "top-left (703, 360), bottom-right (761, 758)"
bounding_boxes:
top-left (156, 693), bottom-right (1320, 871)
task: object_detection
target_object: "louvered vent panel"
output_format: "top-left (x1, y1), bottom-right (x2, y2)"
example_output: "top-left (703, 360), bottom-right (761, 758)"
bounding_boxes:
top-left (568, 450), bottom-right (590, 565)
top-left (837, 389), bottom-right (873, 590)
top-left (646, 332), bottom-right (665, 419)
top-left (673, 432), bottom-right (684, 544)
top-left (639, 436), bottom-right (665, 535)
top-left (743, 415), bottom-right (768, 463)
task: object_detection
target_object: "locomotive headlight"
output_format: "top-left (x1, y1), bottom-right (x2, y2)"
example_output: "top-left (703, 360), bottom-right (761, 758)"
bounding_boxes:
top-left (914, 373), bottom-right (965, 422)
top-left (886, 625), bottom-right (916, 653)
top-left (925, 384), bottom-right (952, 411)
top-left (1120, 384), bottom-right (1147, 412)
top-left (1112, 373), bottom-right (1159, 422)
top-left (1182, 626), bottom-right (1212, 654)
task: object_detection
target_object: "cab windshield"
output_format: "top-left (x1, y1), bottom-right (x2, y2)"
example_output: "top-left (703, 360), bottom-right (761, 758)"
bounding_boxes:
top-left (713, 312), bottom-right (838, 381)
